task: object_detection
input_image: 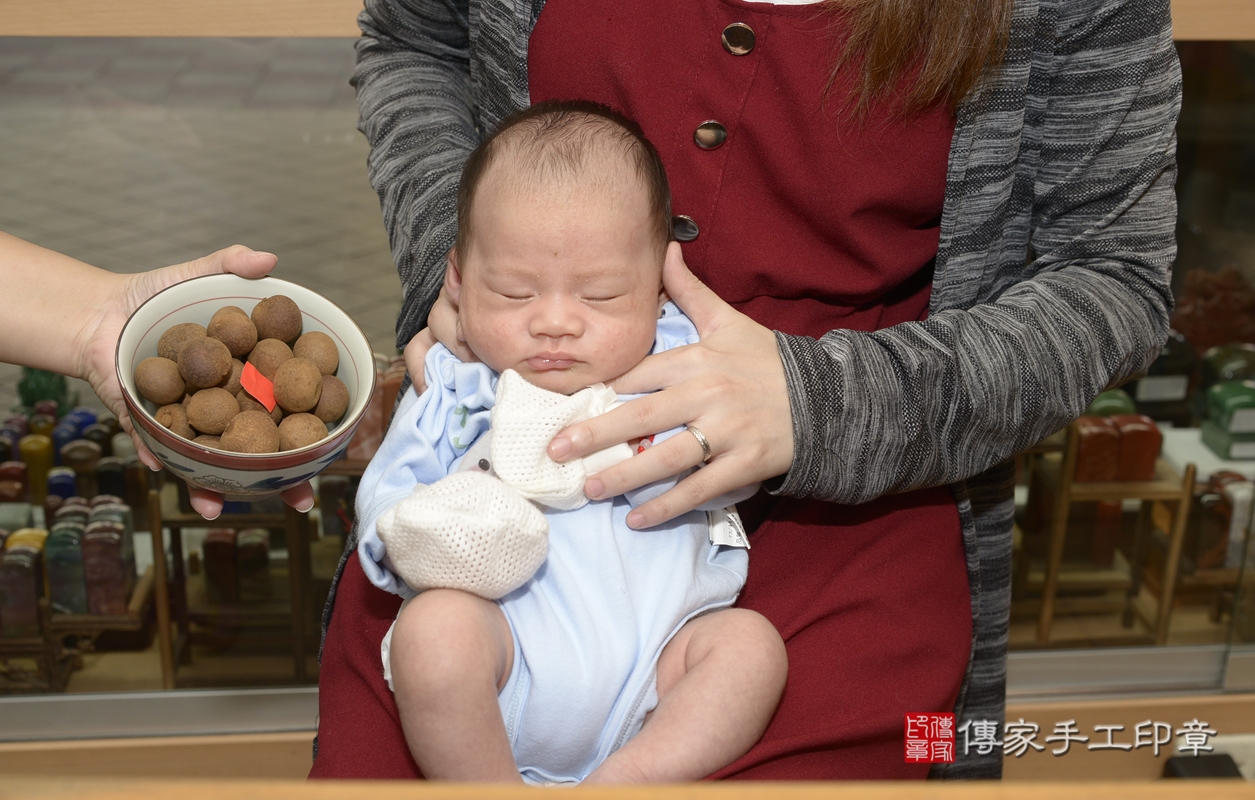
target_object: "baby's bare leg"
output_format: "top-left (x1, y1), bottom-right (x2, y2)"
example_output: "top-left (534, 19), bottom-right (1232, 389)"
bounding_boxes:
top-left (585, 608), bottom-right (787, 784)
top-left (389, 588), bottom-right (520, 782)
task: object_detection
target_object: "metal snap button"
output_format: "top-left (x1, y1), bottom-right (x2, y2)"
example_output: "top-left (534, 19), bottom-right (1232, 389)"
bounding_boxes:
top-left (722, 23), bottom-right (755, 56)
top-left (694, 121), bottom-right (727, 150)
top-left (672, 215), bottom-right (700, 242)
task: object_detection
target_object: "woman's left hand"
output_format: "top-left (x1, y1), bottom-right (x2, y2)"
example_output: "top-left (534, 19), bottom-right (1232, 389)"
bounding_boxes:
top-left (547, 243), bottom-right (795, 528)
top-left (76, 244), bottom-right (315, 519)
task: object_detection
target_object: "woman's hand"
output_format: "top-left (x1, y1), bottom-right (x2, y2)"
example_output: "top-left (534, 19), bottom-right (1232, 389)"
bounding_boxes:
top-left (547, 243), bottom-right (795, 528)
top-left (75, 244), bottom-right (314, 520)
top-left (402, 284), bottom-right (477, 393)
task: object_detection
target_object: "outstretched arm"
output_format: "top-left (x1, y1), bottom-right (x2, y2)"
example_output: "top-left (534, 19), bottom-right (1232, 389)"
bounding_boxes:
top-left (0, 234), bottom-right (313, 518)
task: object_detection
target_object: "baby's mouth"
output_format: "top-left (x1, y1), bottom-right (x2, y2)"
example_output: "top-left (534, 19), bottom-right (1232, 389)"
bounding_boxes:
top-left (526, 355), bottom-right (578, 371)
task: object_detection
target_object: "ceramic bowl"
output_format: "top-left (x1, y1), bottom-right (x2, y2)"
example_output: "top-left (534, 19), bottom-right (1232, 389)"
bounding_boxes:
top-left (116, 273), bottom-right (376, 501)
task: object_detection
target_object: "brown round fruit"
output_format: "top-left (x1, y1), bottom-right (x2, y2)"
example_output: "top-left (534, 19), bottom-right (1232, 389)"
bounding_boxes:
top-left (293, 331), bottom-right (339, 376)
top-left (207, 306), bottom-right (258, 358)
top-left (220, 410), bottom-right (280, 454)
top-left (278, 413), bottom-right (328, 451)
top-left (157, 323), bottom-right (207, 361)
top-left (247, 339), bottom-right (293, 380)
top-left (193, 435), bottom-right (222, 449)
top-left (178, 337), bottom-right (233, 390)
top-left (237, 390), bottom-right (283, 424)
top-left (135, 357), bottom-right (185, 406)
top-left (313, 375), bottom-right (349, 424)
top-left (219, 359), bottom-right (244, 396)
top-left (251, 295), bottom-right (302, 344)
top-left (186, 387), bottom-right (241, 436)
top-left (155, 403), bottom-right (195, 440)
top-left (273, 357), bottom-right (323, 413)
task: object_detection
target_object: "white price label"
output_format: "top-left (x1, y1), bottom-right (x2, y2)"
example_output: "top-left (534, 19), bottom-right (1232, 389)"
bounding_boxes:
top-left (1231, 441), bottom-right (1255, 459)
top-left (1230, 408), bottom-right (1255, 434)
top-left (1134, 375), bottom-right (1188, 403)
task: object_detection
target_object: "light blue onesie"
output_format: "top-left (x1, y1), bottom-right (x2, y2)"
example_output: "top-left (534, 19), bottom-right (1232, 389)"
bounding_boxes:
top-left (355, 304), bottom-right (751, 784)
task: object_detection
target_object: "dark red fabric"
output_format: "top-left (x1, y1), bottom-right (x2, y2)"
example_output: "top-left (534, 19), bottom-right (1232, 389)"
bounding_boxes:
top-left (308, 555), bottom-right (419, 779)
top-left (529, 0), bottom-right (953, 338)
top-left (311, 0), bottom-right (971, 781)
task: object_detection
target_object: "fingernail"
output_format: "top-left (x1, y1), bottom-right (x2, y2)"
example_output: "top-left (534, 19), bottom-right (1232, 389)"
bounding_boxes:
top-left (295, 498), bottom-right (314, 513)
top-left (626, 511), bottom-right (645, 529)
top-left (585, 477), bottom-right (604, 499)
top-left (549, 437), bottom-right (571, 459)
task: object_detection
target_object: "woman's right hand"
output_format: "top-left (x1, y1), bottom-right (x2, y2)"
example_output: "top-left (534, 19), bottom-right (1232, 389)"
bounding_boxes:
top-left (403, 284), bottom-right (476, 393)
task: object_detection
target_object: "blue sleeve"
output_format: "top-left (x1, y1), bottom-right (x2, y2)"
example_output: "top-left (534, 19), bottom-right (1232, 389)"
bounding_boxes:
top-left (355, 345), bottom-right (498, 595)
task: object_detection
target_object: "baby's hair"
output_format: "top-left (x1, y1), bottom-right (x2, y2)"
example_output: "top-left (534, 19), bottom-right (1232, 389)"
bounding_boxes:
top-left (455, 100), bottom-right (672, 262)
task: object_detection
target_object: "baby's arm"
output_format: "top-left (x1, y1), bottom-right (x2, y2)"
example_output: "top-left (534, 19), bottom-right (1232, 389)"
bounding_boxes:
top-left (355, 346), bottom-right (496, 596)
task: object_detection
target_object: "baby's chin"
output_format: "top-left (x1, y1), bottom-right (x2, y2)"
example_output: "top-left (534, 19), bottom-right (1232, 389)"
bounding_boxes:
top-left (512, 365), bottom-right (610, 396)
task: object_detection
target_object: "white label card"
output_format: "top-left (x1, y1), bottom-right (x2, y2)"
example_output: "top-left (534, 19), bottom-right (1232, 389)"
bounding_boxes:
top-left (708, 507), bottom-right (750, 549)
top-left (1231, 408), bottom-right (1255, 435)
top-left (1232, 441), bottom-right (1255, 459)
top-left (1134, 375), bottom-right (1188, 403)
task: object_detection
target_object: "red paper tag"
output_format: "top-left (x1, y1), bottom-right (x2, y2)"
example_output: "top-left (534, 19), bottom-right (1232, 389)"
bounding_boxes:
top-left (240, 361), bottom-right (276, 412)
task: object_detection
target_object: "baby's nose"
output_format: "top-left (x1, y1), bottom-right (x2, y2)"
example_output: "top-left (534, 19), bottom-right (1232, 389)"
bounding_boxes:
top-left (529, 296), bottom-right (585, 338)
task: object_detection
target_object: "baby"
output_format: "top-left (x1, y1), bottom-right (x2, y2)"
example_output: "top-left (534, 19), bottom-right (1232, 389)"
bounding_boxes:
top-left (354, 100), bottom-right (786, 784)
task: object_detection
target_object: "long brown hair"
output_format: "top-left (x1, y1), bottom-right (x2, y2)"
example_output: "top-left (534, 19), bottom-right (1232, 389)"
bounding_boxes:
top-left (825, 0), bottom-right (1014, 118)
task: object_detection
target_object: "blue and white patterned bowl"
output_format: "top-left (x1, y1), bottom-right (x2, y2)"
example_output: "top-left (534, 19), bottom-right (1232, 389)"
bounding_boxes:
top-left (116, 273), bottom-right (376, 501)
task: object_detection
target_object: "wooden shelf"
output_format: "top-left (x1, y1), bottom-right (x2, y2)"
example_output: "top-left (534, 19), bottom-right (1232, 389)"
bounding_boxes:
top-left (49, 566), bottom-right (154, 635)
top-left (1030, 421), bottom-right (1197, 646)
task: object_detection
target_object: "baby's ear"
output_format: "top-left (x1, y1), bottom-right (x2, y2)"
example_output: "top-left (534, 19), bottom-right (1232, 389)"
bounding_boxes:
top-left (444, 249), bottom-right (463, 304)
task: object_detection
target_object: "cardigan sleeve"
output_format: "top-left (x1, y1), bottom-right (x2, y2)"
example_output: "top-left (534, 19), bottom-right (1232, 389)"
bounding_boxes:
top-left (773, 0), bottom-right (1181, 504)
top-left (353, 0), bottom-right (478, 351)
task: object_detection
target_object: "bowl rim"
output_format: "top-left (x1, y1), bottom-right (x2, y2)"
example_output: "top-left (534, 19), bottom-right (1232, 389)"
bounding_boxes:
top-left (115, 273), bottom-right (377, 470)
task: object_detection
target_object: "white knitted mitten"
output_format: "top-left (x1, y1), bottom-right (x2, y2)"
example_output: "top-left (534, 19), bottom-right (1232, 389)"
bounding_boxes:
top-left (376, 470), bottom-right (549, 600)
top-left (490, 369), bottom-right (633, 510)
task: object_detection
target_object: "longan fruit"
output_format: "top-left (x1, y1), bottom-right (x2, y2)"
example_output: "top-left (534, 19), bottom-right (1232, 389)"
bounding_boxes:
top-left (251, 295), bottom-right (302, 344)
top-left (273, 357), bottom-right (323, 413)
top-left (247, 339), bottom-right (293, 380)
top-left (220, 410), bottom-right (280, 454)
top-left (293, 331), bottom-right (339, 376)
top-left (157, 323), bottom-right (207, 361)
top-left (208, 306), bottom-right (258, 359)
top-left (135, 357), bottom-right (185, 406)
top-left (278, 413), bottom-right (328, 451)
top-left (178, 337), bottom-right (233, 390)
top-left (186, 387), bottom-right (241, 436)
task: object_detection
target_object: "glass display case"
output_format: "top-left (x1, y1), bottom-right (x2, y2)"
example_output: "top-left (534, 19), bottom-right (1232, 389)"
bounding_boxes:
top-left (0, 3), bottom-right (1253, 757)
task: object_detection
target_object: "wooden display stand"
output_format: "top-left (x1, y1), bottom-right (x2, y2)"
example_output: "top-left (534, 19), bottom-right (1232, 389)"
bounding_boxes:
top-left (0, 600), bottom-right (72, 693)
top-left (1033, 421), bottom-right (1197, 645)
top-left (145, 485), bottom-right (315, 687)
top-left (0, 569), bottom-right (156, 694)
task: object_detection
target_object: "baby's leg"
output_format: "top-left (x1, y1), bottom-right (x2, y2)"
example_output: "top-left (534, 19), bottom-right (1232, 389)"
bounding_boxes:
top-left (389, 588), bottom-right (521, 782)
top-left (585, 608), bottom-right (787, 783)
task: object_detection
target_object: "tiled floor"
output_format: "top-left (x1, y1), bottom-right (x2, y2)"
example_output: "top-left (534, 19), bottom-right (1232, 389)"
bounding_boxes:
top-left (0, 37), bottom-right (401, 413)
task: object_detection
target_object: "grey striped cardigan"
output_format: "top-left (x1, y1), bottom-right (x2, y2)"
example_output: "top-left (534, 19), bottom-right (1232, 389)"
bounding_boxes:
top-left (341, 0), bottom-right (1182, 779)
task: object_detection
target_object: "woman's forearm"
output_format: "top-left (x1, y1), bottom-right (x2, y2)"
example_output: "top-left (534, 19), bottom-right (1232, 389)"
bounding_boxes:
top-left (0, 231), bottom-right (123, 379)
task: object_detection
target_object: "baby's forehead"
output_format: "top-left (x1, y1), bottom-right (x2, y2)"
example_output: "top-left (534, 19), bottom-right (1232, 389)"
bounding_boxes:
top-left (485, 142), bottom-right (643, 194)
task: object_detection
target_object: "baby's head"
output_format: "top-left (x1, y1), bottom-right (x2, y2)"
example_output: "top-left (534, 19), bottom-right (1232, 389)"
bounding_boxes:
top-left (446, 100), bottom-right (672, 395)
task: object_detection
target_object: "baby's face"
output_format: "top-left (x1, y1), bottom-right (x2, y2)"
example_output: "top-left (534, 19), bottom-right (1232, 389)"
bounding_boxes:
top-left (451, 170), bottom-right (665, 395)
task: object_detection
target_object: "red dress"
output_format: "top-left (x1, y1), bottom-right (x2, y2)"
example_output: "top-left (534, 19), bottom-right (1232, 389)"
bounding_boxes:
top-left (311, 0), bottom-right (972, 780)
